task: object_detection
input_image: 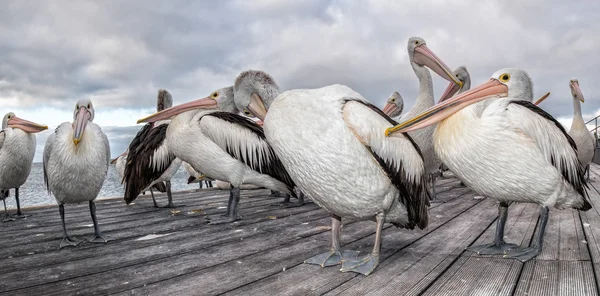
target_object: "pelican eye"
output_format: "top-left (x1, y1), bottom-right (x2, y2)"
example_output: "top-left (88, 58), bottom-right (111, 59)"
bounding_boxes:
top-left (211, 92), bottom-right (219, 98)
top-left (499, 73), bottom-right (510, 83)
top-left (415, 40), bottom-right (420, 45)
top-left (87, 104), bottom-right (91, 109)
top-left (7, 115), bottom-right (11, 119)
top-left (391, 98), bottom-right (396, 102)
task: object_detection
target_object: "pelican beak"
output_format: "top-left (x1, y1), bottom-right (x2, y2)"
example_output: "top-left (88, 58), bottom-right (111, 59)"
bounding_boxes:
top-left (7, 116), bottom-right (48, 133)
top-left (382, 103), bottom-right (400, 117)
top-left (534, 92), bottom-right (551, 106)
top-left (73, 107), bottom-right (91, 145)
top-left (438, 80), bottom-right (462, 103)
top-left (386, 79), bottom-right (508, 136)
top-left (247, 93), bottom-right (268, 121)
top-left (414, 44), bottom-right (462, 87)
top-left (137, 97), bottom-right (218, 124)
top-left (255, 119), bottom-right (264, 127)
top-left (570, 81), bottom-right (585, 103)
top-left (110, 151), bottom-right (127, 164)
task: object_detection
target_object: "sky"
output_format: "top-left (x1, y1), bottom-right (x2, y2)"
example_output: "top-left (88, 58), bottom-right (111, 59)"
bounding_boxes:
top-left (1, 0), bottom-right (599, 162)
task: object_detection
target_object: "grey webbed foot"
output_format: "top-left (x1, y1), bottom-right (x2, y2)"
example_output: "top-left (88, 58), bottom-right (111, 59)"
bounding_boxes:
top-left (340, 254), bottom-right (380, 276)
top-left (87, 234), bottom-right (115, 244)
top-left (208, 216), bottom-right (239, 225)
top-left (3, 215), bottom-right (16, 222)
top-left (304, 250), bottom-right (360, 267)
top-left (60, 236), bottom-right (82, 248)
top-left (14, 214), bottom-right (30, 219)
top-left (467, 242), bottom-right (519, 255)
top-left (504, 246), bottom-right (541, 262)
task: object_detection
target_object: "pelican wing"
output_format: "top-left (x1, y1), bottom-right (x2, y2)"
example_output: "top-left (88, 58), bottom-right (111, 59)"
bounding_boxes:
top-left (199, 112), bottom-right (296, 194)
top-left (507, 100), bottom-right (591, 209)
top-left (123, 123), bottom-right (176, 204)
top-left (343, 99), bottom-right (429, 229)
top-left (42, 130), bottom-right (57, 194)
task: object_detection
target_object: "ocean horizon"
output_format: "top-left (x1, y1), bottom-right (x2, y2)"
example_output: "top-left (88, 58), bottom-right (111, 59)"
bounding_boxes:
top-left (1, 162), bottom-right (205, 210)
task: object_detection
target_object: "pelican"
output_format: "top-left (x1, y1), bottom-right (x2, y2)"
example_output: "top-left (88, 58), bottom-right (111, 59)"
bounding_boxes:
top-left (123, 89), bottom-right (182, 208)
top-left (183, 161), bottom-right (214, 188)
top-left (0, 113), bottom-right (47, 221)
top-left (137, 86), bottom-right (298, 224)
top-left (232, 62), bottom-right (458, 274)
top-left (397, 38), bottom-right (464, 201)
top-left (111, 150), bottom-right (166, 206)
top-left (387, 68), bottom-right (592, 262)
top-left (43, 99), bottom-right (113, 248)
top-left (567, 79), bottom-right (595, 181)
top-left (381, 91), bottom-right (404, 119)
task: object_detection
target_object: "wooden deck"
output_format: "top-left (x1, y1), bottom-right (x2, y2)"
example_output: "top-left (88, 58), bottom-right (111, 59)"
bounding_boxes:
top-left (3, 165), bottom-right (600, 296)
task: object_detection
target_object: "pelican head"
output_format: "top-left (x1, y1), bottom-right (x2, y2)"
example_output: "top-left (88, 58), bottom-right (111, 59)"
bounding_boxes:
top-left (73, 99), bottom-right (95, 145)
top-left (439, 66), bottom-right (471, 102)
top-left (382, 91), bottom-right (404, 117)
top-left (157, 89), bottom-right (174, 111)
top-left (137, 87), bottom-right (235, 124)
top-left (233, 70), bottom-right (280, 121)
top-left (386, 68), bottom-right (532, 135)
top-left (2, 112), bottom-right (48, 133)
top-left (408, 37), bottom-right (462, 88)
top-left (570, 79), bottom-right (584, 103)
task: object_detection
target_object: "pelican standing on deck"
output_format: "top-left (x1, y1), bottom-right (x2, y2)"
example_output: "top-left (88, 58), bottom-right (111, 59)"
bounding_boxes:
top-left (43, 99), bottom-right (113, 248)
top-left (567, 79), bottom-right (595, 181)
top-left (232, 63), bottom-right (459, 275)
top-left (123, 89), bottom-right (182, 208)
top-left (381, 91), bottom-right (404, 119)
top-left (111, 150), bottom-right (166, 206)
top-left (0, 113), bottom-right (47, 221)
top-left (398, 38), bottom-right (463, 200)
top-left (387, 68), bottom-right (592, 262)
top-left (137, 86), bottom-right (298, 224)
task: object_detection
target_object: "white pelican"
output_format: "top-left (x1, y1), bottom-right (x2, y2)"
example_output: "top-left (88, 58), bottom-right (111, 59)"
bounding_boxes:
top-left (123, 89), bottom-right (182, 208)
top-left (43, 99), bottom-right (113, 248)
top-left (398, 37), bottom-right (463, 200)
top-left (137, 86), bottom-right (298, 224)
top-left (567, 79), bottom-right (595, 180)
top-left (381, 91), bottom-right (404, 119)
top-left (111, 150), bottom-right (166, 206)
top-left (0, 113), bottom-right (47, 221)
top-left (231, 66), bottom-right (457, 275)
top-left (183, 161), bottom-right (214, 188)
top-left (386, 68), bottom-right (592, 262)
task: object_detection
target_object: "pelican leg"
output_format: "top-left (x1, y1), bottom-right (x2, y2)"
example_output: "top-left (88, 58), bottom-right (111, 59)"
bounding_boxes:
top-left (14, 187), bottom-right (30, 218)
top-left (430, 173), bottom-right (443, 203)
top-left (281, 191), bottom-right (306, 208)
top-left (505, 206), bottom-right (549, 262)
top-left (269, 190), bottom-right (281, 197)
top-left (87, 201), bottom-right (114, 244)
top-left (305, 214), bottom-right (359, 267)
top-left (2, 199), bottom-right (15, 222)
top-left (340, 212), bottom-right (385, 275)
top-left (160, 181), bottom-right (183, 208)
top-left (210, 187), bottom-right (240, 224)
top-left (207, 181), bottom-right (213, 187)
top-left (59, 204), bottom-right (80, 248)
top-left (150, 189), bottom-right (158, 208)
top-left (467, 202), bottom-right (518, 255)
top-left (199, 181), bottom-right (203, 189)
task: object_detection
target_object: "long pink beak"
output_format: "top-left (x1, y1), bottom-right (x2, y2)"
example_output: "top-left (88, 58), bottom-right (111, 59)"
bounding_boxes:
top-left (110, 151), bottom-right (127, 164)
top-left (570, 81), bottom-right (585, 103)
top-left (382, 103), bottom-right (400, 117)
top-left (414, 44), bottom-right (462, 87)
top-left (8, 116), bottom-right (48, 133)
top-left (438, 81), bottom-right (462, 103)
top-left (138, 97), bottom-right (218, 124)
top-left (73, 107), bottom-right (91, 145)
top-left (386, 79), bottom-right (508, 135)
top-left (534, 92), bottom-right (551, 106)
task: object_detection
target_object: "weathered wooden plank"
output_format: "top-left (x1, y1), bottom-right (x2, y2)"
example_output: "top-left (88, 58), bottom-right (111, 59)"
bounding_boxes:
top-left (514, 260), bottom-right (597, 296)
top-left (209, 191), bottom-right (481, 296)
top-left (420, 203), bottom-right (540, 296)
top-left (577, 165), bottom-right (600, 295)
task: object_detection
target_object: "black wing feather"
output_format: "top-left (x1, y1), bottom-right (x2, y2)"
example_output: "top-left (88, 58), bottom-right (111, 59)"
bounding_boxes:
top-left (202, 112), bottom-right (296, 196)
top-left (510, 100), bottom-right (591, 211)
top-left (348, 100), bottom-right (430, 229)
top-left (123, 123), bottom-right (176, 204)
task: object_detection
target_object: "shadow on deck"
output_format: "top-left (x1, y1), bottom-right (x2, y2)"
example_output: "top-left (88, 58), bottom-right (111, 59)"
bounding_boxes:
top-left (2, 165), bottom-right (600, 295)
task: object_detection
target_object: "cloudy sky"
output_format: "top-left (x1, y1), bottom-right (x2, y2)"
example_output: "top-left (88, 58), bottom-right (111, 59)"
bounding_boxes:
top-left (1, 0), bottom-right (599, 162)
